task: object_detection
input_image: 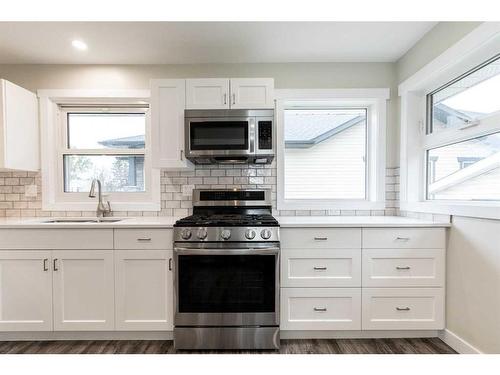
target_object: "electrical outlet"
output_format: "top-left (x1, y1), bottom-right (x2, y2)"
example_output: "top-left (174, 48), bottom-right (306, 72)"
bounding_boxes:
top-left (182, 184), bottom-right (195, 196)
top-left (25, 184), bottom-right (38, 197)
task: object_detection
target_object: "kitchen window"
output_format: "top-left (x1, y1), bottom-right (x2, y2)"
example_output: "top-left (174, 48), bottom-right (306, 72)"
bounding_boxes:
top-left (62, 110), bottom-right (146, 193)
top-left (399, 27), bottom-right (500, 219)
top-left (276, 89), bottom-right (389, 211)
top-left (423, 55), bottom-right (500, 204)
top-left (39, 90), bottom-right (160, 211)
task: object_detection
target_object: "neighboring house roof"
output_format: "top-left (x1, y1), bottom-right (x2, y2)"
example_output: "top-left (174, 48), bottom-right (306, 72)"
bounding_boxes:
top-left (285, 114), bottom-right (365, 148)
top-left (98, 135), bottom-right (145, 149)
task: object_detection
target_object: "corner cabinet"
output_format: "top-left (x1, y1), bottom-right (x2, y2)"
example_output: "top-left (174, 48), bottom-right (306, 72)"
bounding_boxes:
top-left (0, 79), bottom-right (39, 171)
top-left (186, 78), bottom-right (274, 109)
top-left (150, 79), bottom-right (193, 170)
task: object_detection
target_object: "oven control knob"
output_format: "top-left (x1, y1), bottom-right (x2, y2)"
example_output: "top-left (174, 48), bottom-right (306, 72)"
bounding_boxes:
top-left (197, 228), bottom-right (208, 240)
top-left (245, 229), bottom-right (256, 240)
top-left (220, 229), bottom-right (231, 240)
top-left (180, 229), bottom-right (192, 240)
top-left (260, 229), bottom-right (272, 240)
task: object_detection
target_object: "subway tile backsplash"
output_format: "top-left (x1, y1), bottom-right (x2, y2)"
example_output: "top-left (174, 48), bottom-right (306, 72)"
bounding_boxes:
top-left (0, 163), bottom-right (400, 218)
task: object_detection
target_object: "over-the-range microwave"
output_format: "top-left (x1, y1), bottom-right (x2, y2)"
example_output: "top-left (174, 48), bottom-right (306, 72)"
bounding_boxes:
top-left (184, 109), bottom-right (275, 164)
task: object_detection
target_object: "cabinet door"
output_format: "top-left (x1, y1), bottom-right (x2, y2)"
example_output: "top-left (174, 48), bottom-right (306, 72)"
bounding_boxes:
top-left (115, 250), bottom-right (173, 331)
top-left (186, 78), bottom-right (230, 109)
top-left (150, 79), bottom-right (192, 170)
top-left (0, 79), bottom-right (39, 171)
top-left (230, 78), bottom-right (274, 109)
top-left (52, 250), bottom-right (114, 331)
top-left (0, 251), bottom-right (52, 331)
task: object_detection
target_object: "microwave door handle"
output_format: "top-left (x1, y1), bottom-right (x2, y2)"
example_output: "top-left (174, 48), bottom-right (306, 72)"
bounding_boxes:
top-left (249, 118), bottom-right (256, 153)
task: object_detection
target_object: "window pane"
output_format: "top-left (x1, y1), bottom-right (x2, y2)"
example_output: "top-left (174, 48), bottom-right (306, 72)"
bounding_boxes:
top-left (64, 155), bottom-right (145, 193)
top-left (427, 132), bottom-right (500, 201)
top-left (429, 55), bottom-right (500, 133)
top-left (284, 109), bottom-right (366, 200)
top-left (67, 113), bottom-right (145, 149)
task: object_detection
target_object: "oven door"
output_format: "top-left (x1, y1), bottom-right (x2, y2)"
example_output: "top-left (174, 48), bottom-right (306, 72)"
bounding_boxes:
top-left (174, 245), bottom-right (279, 327)
top-left (185, 117), bottom-right (255, 158)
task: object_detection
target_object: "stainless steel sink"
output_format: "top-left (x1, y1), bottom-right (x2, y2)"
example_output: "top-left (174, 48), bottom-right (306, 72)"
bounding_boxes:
top-left (42, 218), bottom-right (124, 224)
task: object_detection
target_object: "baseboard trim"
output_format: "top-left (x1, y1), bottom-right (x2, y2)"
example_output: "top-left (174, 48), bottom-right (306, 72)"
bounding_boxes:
top-left (438, 329), bottom-right (482, 354)
top-left (0, 331), bottom-right (173, 341)
top-left (281, 330), bottom-right (439, 339)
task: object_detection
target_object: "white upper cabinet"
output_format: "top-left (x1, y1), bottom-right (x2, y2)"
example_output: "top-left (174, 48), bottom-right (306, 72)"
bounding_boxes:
top-left (186, 78), bottom-right (230, 109)
top-left (186, 78), bottom-right (274, 109)
top-left (0, 79), bottom-right (39, 171)
top-left (150, 79), bottom-right (193, 170)
top-left (230, 78), bottom-right (274, 109)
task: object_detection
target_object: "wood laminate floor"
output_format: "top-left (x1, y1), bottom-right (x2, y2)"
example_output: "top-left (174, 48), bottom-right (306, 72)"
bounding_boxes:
top-left (0, 338), bottom-right (456, 354)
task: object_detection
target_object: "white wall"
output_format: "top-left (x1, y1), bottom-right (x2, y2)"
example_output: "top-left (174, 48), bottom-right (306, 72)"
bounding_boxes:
top-left (0, 62), bottom-right (399, 167)
top-left (397, 21), bottom-right (500, 353)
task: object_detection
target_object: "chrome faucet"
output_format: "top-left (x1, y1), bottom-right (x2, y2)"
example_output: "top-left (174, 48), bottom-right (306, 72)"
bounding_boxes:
top-left (88, 179), bottom-right (112, 218)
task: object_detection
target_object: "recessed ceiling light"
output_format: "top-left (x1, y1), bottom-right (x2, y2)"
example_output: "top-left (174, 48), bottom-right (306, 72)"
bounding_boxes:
top-left (71, 40), bottom-right (88, 51)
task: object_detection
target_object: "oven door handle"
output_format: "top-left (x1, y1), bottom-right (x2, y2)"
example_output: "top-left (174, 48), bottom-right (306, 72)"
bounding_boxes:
top-left (174, 247), bottom-right (280, 255)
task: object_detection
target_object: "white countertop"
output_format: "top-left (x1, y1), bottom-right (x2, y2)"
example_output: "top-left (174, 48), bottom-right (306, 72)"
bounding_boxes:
top-left (0, 216), bottom-right (450, 229)
top-left (276, 216), bottom-right (450, 227)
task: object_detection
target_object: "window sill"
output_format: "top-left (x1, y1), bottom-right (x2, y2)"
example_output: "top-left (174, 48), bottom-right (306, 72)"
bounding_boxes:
top-left (401, 201), bottom-right (500, 220)
top-left (277, 200), bottom-right (386, 211)
top-left (42, 201), bottom-right (161, 212)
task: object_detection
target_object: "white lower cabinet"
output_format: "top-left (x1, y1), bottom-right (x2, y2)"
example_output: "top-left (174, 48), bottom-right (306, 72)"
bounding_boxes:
top-left (280, 288), bottom-right (361, 330)
top-left (115, 250), bottom-right (173, 331)
top-left (362, 288), bottom-right (444, 330)
top-left (0, 251), bottom-right (53, 331)
top-left (362, 248), bottom-right (445, 287)
top-left (281, 249), bottom-right (361, 287)
top-left (52, 250), bottom-right (115, 331)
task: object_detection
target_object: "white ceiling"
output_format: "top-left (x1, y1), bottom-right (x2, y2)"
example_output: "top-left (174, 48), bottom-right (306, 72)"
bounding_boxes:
top-left (0, 22), bottom-right (437, 64)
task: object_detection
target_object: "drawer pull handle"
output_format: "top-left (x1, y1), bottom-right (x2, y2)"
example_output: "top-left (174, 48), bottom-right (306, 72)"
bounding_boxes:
top-left (137, 238), bottom-right (152, 242)
top-left (396, 307), bottom-right (410, 311)
top-left (314, 237), bottom-right (328, 241)
top-left (396, 266), bottom-right (411, 270)
top-left (43, 258), bottom-right (49, 272)
top-left (53, 258), bottom-right (58, 271)
top-left (314, 307), bottom-right (327, 312)
top-left (395, 237), bottom-right (410, 241)
top-left (169, 258), bottom-right (173, 271)
top-left (314, 266), bottom-right (327, 271)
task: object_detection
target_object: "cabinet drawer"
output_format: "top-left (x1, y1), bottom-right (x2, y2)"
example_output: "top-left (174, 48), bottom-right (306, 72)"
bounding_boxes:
top-left (281, 249), bottom-right (361, 287)
top-left (280, 288), bottom-right (361, 330)
top-left (114, 229), bottom-right (173, 249)
top-left (0, 229), bottom-right (113, 249)
top-left (362, 288), bottom-right (444, 330)
top-left (362, 228), bottom-right (445, 249)
top-left (281, 228), bottom-right (361, 249)
top-left (362, 249), bottom-right (445, 287)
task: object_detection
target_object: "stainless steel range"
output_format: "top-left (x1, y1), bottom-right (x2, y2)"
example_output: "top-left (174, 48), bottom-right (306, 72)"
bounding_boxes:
top-left (173, 189), bottom-right (280, 350)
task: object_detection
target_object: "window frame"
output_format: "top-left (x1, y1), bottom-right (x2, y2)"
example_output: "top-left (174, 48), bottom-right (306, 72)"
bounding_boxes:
top-left (275, 89), bottom-right (389, 211)
top-left (399, 23), bottom-right (500, 219)
top-left (38, 89), bottom-right (160, 212)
